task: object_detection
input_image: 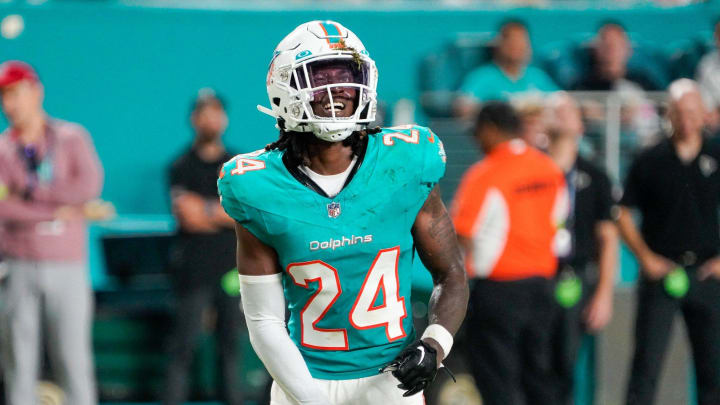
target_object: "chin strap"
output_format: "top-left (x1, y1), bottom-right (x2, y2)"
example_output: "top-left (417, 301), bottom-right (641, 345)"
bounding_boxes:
top-left (257, 105), bottom-right (282, 130)
top-left (257, 104), bottom-right (278, 118)
top-left (260, 103), bottom-right (362, 141)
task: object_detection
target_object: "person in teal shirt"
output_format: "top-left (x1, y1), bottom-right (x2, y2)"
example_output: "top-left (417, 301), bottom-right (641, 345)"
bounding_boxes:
top-left (455, 20), bottom-right (558, 118)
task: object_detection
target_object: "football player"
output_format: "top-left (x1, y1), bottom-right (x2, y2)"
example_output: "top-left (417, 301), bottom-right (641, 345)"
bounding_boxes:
top-left (218, 21), bottom-right (468, 404)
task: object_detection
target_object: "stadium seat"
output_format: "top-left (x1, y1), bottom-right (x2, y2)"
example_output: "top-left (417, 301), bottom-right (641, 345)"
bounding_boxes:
top-left (540, 41), bottom-right (590, 90)
top-left (629, 38), bottom-right (671, 90)
top-left (418, 33), bottom-right (493, 117)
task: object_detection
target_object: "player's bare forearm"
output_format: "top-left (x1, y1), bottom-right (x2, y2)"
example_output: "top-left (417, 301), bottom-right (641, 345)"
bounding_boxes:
top-left (0, 196), bottom-right (58, 222)
top-left (172, 192), bottom-right (218, 233)
top-left (617, 206), bottom-right (651, 259)
top-left (412, 186), bottom-right (469, 340)
top-left (595, 220), bottom-right (618, 293)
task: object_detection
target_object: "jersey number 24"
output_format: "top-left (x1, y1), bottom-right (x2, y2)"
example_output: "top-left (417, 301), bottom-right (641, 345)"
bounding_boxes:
top-left (286, 246), bottom-right (407, 350)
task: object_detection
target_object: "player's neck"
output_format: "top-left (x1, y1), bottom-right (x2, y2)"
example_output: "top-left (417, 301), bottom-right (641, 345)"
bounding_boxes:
top-left (482, 133), bottom-right (512, 155)
top-left (672, 131), bottom-right (703, 163)
top-left (15, 112), bottom-right (46, 146)
top-left (598, 63), bottom-right (626, 82)
top-left (305, 141), bottom-right (354, 175)
top-left (496, 59), bottom-right (523, 79)
top-left (194, 138), bottom-right (225, 162)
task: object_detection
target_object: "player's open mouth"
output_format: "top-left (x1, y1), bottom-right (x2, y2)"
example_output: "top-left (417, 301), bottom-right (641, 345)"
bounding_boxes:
top-left (324, 102), bottom-right (346, 112)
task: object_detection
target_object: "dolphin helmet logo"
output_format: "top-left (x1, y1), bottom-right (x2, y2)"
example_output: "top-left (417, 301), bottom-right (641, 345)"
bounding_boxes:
top-left (295, 50), bottom-right (312, 60)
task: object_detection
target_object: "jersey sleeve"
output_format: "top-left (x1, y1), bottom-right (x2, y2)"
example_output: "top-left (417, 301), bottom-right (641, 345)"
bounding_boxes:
top-left (620, 155), bottom-right (644, 208)
top-left (217, 154), bottom-right (277, 246)
top-left (168, 157), bottom-right (190, 197)
top-left (419, 126), bottom-right (447, 186)
top-left (217, 155), bottom-right (270, 244)
top-left (217, 160), bottom-right (248, 224)
top-left (594, 168), bottom-right (615, 222)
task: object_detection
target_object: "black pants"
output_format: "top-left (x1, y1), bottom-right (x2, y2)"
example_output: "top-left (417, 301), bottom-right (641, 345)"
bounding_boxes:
top-left (163, 282), bottom-right (244, 405)
top-left (466, 277), bottom-right (558, 405)
top-left (626, 270), bottom-right (720, 405)
top-left (552, 266), bottom-right (597, 405)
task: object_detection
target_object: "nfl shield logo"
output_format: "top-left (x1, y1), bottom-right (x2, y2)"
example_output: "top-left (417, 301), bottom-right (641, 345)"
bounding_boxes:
top-left (327, 202), bottom-right (341, 218)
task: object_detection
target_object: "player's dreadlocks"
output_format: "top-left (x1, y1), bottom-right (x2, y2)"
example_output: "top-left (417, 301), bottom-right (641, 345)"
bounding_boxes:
top-left (265, 122), bottom-right (382, 168)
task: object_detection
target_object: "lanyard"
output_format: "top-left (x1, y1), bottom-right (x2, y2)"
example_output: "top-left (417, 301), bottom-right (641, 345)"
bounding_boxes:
top-left (17, 123), bottom-right (56, 199)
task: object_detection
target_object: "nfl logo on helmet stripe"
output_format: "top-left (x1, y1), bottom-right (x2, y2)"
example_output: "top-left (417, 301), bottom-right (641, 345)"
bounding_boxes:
top-left (327, 202), bottom-right (341, 218)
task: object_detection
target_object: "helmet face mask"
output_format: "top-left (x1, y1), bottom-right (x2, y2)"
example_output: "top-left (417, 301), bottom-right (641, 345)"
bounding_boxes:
top-left (265, 21), bottom-right (378, 142)
top-left (291, 56), bottom-right (374, 119)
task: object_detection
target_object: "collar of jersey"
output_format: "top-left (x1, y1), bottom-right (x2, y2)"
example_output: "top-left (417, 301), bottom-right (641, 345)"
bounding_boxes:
top-left (490, 139), bottom-right (527, 159)
top-left (281, 134), bottom-right (375, 200)
top-left (665, 137), bottom-right (710, 165)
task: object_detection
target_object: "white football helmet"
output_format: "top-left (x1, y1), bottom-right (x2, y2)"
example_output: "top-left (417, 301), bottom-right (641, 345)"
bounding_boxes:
top-left (260, 20), bottom-right (378, 142)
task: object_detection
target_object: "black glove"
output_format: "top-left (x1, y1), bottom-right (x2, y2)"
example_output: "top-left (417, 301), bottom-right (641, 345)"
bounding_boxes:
top-left (380, 339), bottom-right (438, 397)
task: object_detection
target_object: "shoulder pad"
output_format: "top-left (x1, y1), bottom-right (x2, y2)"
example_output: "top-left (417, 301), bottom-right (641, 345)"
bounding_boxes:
top-left (219, 148), bottom-right (275, 181)
top-left (375, 125), bottom-right (446, 185)
top-left (217, 148), bottom-right (280, 219)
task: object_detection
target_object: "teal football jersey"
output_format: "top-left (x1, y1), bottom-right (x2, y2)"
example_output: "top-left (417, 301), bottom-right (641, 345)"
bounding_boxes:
top-left (218, 125), bottom-right (446, 380)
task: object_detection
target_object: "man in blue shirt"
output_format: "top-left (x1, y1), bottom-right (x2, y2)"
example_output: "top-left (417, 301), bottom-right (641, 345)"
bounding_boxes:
top-left (455, 20), bottom-right (558, 119)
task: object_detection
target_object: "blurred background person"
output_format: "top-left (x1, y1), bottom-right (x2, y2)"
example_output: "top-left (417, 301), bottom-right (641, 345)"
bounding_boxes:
top-left (573, 21), bottom-right (662, 159)
top-left (545, 92), bottom-right (618, 405)
top-left (0, 61), bottom-right (103, 405)
top-left (695, 18), bottom-right (720, 131)
top-left (454, 20), bottom-right (558, 119)
top-left (617, 79), bottom-right (720, 405)
top-left (513, 94), bottom-right (549, 150)
top-left (572, 21), bottom-right (660, 92)
top-left (451, 102), bottom-right (566, 405)
top-left (163, 88), bottom-right (244, 405)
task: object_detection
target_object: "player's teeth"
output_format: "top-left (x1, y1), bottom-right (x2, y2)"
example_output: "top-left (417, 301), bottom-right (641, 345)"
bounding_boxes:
top-left (324, 103), bottom-right (345, 110)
